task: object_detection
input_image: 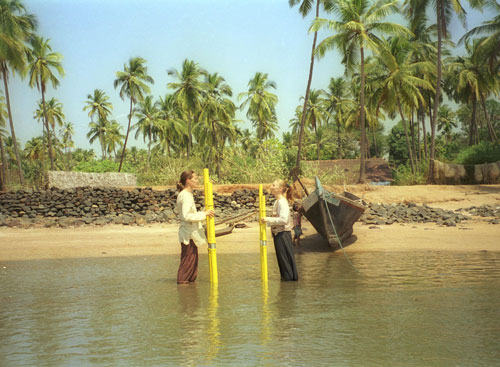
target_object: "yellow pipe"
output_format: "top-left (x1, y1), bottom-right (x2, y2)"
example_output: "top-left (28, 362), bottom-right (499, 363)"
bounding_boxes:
top-left (204, 169), bottom-right (218, 284)
top-left (259, 184), bottom-right (268, 282)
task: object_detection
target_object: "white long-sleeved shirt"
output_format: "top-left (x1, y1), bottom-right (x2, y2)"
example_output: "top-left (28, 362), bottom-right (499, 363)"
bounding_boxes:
top-left (265, 197), bottom-right (293, 234)
top-left (177, 189), bottom-right (207, 246)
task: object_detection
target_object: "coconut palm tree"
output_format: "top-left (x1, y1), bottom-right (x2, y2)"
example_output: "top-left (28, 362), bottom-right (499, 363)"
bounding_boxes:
top-left (155, 93), bottom-right (186, 157)
top-left (59, 121), bottom-right (74, 168)
top-left (324, 77), bottom-right (350, 159)
top-left (26, 36), bottom-right (64, 170)
top-left (369, 36), bottom-right (434, 172)
top-left (444, 38), bottom-right (495, 145)
top-left (0, 0), bottom-right (37, 185)
top-left (289, 0), bottom-right (335, 172)
top-left (238, 72), bottom-right (279, 141)
top-left (197, 72), bottom-right (237, 177)
top-left (405, 0), bottom-right (485, 180)
top-left (34, 97), bottom-right (64, 142)
top-left (104, 120), bottom-right (124, 159)
top-left (311, 0), bottom-right (411, 182)
top-left (83, 89), bottom-right (113, 158)
top-left (114, 57), bottom-right (153, 171)
top-left (301, 89), bottom-right (327, 160)
top-left (133, 95), bottom-right (160, 166)
top-left (167, 59), bottom-right (205, 159)
top-left (437, 105), bottom-right (458, 141)
top-left (87, 118), bottom-right (110, 159)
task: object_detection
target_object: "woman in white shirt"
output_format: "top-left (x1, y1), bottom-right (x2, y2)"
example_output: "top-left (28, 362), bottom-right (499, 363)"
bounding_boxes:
top-left (261, 179), bottom-right (298, 281)
top-left (176, 170), bottom-right (214, 284)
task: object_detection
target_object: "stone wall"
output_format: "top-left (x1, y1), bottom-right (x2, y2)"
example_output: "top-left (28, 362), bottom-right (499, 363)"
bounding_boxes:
top-left (47, 171), bottom-right (137, 189)
top-left (433, 160), bottom-right (500, 184)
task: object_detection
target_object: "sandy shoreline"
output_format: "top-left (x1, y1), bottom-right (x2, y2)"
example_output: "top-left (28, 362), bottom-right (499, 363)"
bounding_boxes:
top-left (1, 184), bottom-right (499, 261)
top-left (0, 221), bottom-right (498, 262)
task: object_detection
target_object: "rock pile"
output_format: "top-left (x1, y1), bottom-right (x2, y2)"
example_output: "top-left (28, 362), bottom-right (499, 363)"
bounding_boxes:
top-left (0, 187), bottom-right (273, 228)
top-left (361, 203), bottom-right (470, 227)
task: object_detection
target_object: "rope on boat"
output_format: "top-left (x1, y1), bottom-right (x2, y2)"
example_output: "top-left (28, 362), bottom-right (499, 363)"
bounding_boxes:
top-left (321, 190), bottom-right (363, 274)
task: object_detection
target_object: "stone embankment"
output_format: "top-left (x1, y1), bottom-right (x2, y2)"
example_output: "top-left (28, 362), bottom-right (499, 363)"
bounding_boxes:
top-left (0, 187), bottom-right (498, 228)
top-left (0, 187), bottom-right (272, 228)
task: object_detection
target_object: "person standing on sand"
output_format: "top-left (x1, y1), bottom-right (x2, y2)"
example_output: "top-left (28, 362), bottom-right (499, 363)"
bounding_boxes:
top-left (260, 179), bottom-right (298, 281)
top-left (176, 170), bottom-right (214, 284)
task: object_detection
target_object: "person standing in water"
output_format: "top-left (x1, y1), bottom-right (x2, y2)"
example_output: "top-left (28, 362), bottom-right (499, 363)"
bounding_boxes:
top-left (261, 179), bottom-right (298, 281)
top-left (176, 170), bottom-right (214, 284)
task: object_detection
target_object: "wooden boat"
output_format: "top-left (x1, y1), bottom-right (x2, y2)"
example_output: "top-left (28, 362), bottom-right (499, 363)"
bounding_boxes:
top-left (301, 177), bottom-right (366, 249)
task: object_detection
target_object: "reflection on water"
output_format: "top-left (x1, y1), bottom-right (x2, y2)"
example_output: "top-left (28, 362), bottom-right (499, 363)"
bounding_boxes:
top-left (1, 250), bottom-right (499, 366)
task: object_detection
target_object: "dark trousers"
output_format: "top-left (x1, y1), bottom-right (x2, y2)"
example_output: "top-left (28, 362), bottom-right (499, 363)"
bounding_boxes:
top-left (177, 240), bottom-right (198, 284)
top-left (272, 231), bottom-right (298, 281)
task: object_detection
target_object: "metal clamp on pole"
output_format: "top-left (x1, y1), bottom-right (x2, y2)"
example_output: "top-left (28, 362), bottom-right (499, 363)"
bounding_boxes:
top-left (204, 169), bottom-right (218, 284)
top-left (259, 184), bottom-right (268, 283)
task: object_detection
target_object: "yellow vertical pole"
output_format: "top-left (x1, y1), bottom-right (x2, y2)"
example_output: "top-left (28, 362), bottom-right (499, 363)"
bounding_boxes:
top-left (259, 184), bottom-right (268, 282)
top-left (204, 168), bottom-right (218, 284)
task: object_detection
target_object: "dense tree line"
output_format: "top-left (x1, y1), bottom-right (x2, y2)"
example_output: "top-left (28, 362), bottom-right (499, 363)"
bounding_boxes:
top-left (0, 0), bottom-right (499, 190)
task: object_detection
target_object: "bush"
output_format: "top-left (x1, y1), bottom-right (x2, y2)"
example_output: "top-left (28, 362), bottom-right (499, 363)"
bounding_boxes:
top-left (392, 161), bottom-right (429, 185)
top-left (74, 160), bottom-right (134, 173)
top-left (300, 162), bottom-right (348, 185)
top-left (454, 142), bottom-right (500, 165)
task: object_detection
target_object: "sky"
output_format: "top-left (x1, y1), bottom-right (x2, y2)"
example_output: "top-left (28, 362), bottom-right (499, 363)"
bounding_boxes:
top-left (9, 0), bottom-right (491, 153)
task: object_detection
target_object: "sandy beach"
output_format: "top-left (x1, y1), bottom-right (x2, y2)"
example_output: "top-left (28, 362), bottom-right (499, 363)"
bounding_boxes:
top-left (1, 184), bottom-right (499, 261)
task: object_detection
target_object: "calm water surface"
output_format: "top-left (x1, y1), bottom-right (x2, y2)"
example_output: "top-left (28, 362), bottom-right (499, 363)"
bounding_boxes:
top-left (1, 250), bottom-right (499, 366)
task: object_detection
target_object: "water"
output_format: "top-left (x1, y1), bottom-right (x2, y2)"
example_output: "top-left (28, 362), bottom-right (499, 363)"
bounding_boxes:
top-left (1, 250), bottom-right (499, 366)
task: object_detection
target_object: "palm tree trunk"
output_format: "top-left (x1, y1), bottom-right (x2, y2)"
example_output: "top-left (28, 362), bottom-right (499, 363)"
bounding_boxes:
top-left (187, 112), bottom-right (192, 159)
top-left (2, 66), bottom-right (25, 185)
top-left (118, 98), bottom-right (134, 172)
top-left (469, 96), bottom-right (478, 146)
top-left (371, 124), bottom-right (379, 157)
top-left (40, 78), bottom-right (55, 171)
top-left (295, 0), bottom-right (320, 175)
top-left (410, 111), bottom-right (417, 166)
top-left (398, 99), bottom-right (416, 174)
top-left (0, 134), bottom-right (7, 191)
top-left (429, 10), bottom-right (442, 183)
top-left (358, 46), bottom-right (367, 183)
top-left (481, 96), bottom-right (498, 142)
top-left (336, 121), bottom-right (342, 159)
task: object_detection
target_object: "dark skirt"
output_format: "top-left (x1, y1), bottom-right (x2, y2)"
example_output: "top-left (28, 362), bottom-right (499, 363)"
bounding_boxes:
top-left (272, 231), bottom-right (298, 281)
top-left (177, 240), bottom-right (198, 284)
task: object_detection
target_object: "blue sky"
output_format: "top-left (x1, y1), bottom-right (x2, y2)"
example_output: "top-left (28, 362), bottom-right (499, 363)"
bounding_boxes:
top-left (9, 0), bottom-right (489, 153)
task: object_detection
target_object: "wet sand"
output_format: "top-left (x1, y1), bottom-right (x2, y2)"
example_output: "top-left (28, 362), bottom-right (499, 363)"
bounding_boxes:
top-left (1, 184), bottom-right (499, 261)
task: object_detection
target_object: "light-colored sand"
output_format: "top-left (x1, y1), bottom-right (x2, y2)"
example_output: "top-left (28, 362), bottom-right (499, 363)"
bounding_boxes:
top-left (0, 185), bottom-right (499, 261)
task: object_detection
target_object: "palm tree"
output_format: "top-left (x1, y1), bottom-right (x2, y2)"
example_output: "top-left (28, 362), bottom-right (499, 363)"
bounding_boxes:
top-left (155, 93), bottom-right (185, 157)
top-left (436, 105), bottom-right (458, 141)
top-left (289, 0), bottom-right (334, 173)
top-left (0, 94), bottom-right (8, 190)
top-left (370, 36), bottom-right (434, 172)
top-left (83, 89), bottom-right (113, 158)
top-left (34, 97), bottom-right (65, 141)
top-left (324, 77), bottom-right (350, 158)
top-left (133, 95), bottom-right (160, 166)
top-left (0, 0), bottom-right (37, 185)
top-left (167, 59), bottom-right (205, 159)
top-left (444, 39), bottom-right (494, 145)
top-left (311, 0), bottom-right (411, 182)
top-left (302, 89), bottom-right (327, 160)
top-left (26, 35), bottom-right (64, 170)
top-left (405, 0), bottom-right (484, 181)
top-left (238, 72), bottom-right (279, 140)
top-left (87, 118), bottom-right (110, 159)
top-left (104, 120), bottom-right (124, 159)
top-left (196, 72), bottom-right (238, 177)
top-left (459, 1), bottom-right (500, 71)
top-left (113, 57), bottom-right (153, 171)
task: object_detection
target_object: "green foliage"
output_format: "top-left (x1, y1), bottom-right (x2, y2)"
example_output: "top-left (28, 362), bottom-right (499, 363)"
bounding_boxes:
top-left (74, 159), bottom-right (133, 173)
top-left (454, 142), bottom-right (500, 165)
top-left (392, 160), bottom-right (429, 185)
top-left (388, 121), bottom-right (410, 165)
top-left (300, 162), bottom-right (349, 186)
